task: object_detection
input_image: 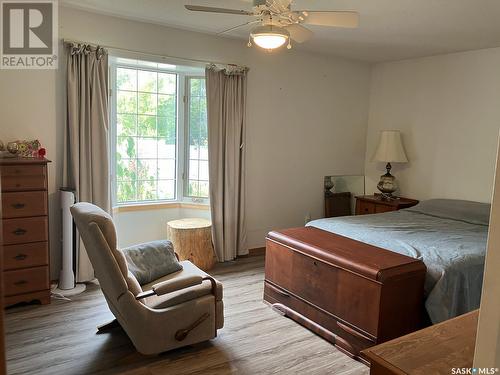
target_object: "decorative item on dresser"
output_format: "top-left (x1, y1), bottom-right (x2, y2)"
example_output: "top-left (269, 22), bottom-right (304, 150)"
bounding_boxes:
top-left (355, 194), bottom-right (418, 215)
top-left (1, 157), bottom-right (51, 306)
top-left (325, 192), bottom-right (352, 218)
top-left (372, 130), bottom-right (408, 197)
top-left (361, 310), bottom-right (478, 374)
top-left (264, 227), bottom-right (426, 362)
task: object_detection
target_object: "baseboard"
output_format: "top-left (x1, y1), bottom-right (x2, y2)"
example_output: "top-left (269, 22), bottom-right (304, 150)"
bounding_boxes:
top-left (248, 247), bottom-right (266, 257)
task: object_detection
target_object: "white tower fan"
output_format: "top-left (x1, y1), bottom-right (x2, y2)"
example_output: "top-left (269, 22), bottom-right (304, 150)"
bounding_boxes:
top-left (52, 188), bottom-right (86, 296)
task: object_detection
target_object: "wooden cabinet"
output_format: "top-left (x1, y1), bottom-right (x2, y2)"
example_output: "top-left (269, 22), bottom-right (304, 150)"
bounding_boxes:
top-left (324, 192), bottom-right (352, 218)
top-left (1, 158), bottom-right (50, 306)
top-left (264, 227), bottom-right (426, 362)
top-left (355, 195), bottom-right (418, 215)
top-left (361, 310), bottom-right (478, 374)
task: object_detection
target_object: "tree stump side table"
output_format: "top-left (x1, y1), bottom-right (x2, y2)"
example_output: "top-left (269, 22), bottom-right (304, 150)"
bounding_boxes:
top-left (166, 218), bottom-right (216, 271)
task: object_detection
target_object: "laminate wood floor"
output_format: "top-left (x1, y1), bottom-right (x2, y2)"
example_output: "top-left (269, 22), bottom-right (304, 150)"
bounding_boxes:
top-left (5, 256), bottom-right (369, 375)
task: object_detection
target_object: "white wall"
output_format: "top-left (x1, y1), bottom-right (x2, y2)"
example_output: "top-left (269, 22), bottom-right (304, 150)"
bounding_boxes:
top-left (0, 6), bottom-right (371, 276)
top-left (365, 47), bottom-right (500, 202)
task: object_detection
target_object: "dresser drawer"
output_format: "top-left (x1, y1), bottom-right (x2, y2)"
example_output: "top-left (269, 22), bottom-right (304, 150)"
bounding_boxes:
top-left (1, 175), bottom-right (47, 192)
top-left (3, 242), bottom-right (49, 270)
top-left (4, 266), bottom-right (49, 296)
top-left (0, 164), bottom-right (46, 177)
top-left (289, 251), bottom-right (381, 336)
top-left (375, 204), bottom-right (394, 214)
top-left (2, 191), bottom-right (48, 218)
top-left (357, 201), bottom-right (375, 215)
top-left (2, 216), bottom-right (48, 245)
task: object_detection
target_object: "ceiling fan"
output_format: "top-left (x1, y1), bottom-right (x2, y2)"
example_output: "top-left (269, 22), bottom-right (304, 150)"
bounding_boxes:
top-left (185, 0), bottom-right (359, 51)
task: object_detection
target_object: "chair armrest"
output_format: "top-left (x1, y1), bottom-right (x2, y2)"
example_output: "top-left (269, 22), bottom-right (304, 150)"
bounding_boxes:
top-left (136, 275), bottom-right (203, 300)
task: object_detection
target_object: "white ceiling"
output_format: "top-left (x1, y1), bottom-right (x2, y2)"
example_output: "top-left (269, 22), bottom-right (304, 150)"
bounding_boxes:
top-left (60, 0), bottom-right (500, 62)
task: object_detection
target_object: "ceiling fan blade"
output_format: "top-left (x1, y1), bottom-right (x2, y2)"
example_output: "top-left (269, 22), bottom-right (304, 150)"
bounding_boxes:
top-left (299, 11), bottom-right (359, 28)
top-left (184, 5), bottom-right (254, 16)
top-left (217, 20), bottom-right (261, 35)
top-left (285, 24), bottom-right (313, 43)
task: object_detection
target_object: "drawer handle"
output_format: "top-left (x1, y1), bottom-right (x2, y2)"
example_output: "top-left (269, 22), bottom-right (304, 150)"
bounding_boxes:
top-left (14, 254), bottom-right (27, 261)
top-left (15, 183), bottom-right (21, 187)
top-left (14, 280), bottom-right (27, 286)
top-left (12, 203), bottom-right (26, 209)
top-left (13, 228), bottom-right (27, 236)
top-left (337, 321), bottom-right (374, 342)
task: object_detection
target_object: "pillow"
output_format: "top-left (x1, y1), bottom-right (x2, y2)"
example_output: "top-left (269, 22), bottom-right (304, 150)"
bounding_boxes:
top-left (122, 240), bottom-right (183, 285)
top-left (406, 199), bottom-right (491, 226)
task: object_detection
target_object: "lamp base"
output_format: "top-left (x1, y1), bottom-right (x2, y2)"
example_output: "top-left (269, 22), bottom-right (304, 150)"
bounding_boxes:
top-left (377, 163), bottom-right (398, 197)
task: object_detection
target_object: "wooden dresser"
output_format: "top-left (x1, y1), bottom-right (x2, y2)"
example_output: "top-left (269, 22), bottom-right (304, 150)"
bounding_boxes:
top-left (1, 157), bottom-right (50, 306)
top-left (325, 192), bottom-right (352, 218)
top-left (355, 195), bottom-right (419, 215)
top-left (264, 227), bottom-right (426, 362)
top-left (362, 310), bottom-right (478, 374)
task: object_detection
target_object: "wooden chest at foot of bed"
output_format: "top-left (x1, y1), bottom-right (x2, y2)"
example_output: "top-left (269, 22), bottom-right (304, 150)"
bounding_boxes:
top-left (263, 227), bottom-right (426, 362)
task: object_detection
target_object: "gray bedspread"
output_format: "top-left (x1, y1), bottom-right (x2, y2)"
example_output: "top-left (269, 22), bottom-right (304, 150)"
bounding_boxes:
top-left (306, 199), bottom-right (490, 323)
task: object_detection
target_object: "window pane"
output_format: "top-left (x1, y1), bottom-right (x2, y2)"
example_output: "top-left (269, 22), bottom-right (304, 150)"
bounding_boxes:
top-left (117, 68), bottom-right (137, 91)
top-left (157, 116), bottom-right (176, 142)
top-left (117, 90), bottom-right (137, 114)
top-left (138, 70), bottom-right (157, 92)
top-left (199, 144), bottom-right (208, 160)
top-left (117, 114), bottom-right (136, 137)
top-left (158, 73), bottom-right (176, 94)
top-left (188, 180), bottom-right (199, 196)
top-left (199, 181), bottom-right (209, 198)
top-left (158, 139), bottom-right (175, 159)
top-left (117, 180), bottom-right (136, 202)
top-left (116, 158), bottom-right (137, 181)
top-left (199, 160), bottom-right (209, 180)
top-left (158, 159), bottom-right (175, 179)
top-left (112, 63), bottom-right (183, 204)
top-left (186, 77), bottom-right (208, 199)
top-left (158, 180), bottom-right (175, 199)
top-left (138, 93), bottom-right (157, 115)
top-left (137, 137), bottom-right (157, 159)
top-left (137, 159), bottom-right (157, 181)
top-left (190, 78), bottom-right (201, 96)
top-left (138, 180), bottom-right (157, 201)
top-left (138, 115), bottom-right (156, 137)
top-left (158, 94), bottom-right (175, 117)
top-left (189, 159), bottom-right (199, 179)
top-left (117, 136), bottom-right (136, 159)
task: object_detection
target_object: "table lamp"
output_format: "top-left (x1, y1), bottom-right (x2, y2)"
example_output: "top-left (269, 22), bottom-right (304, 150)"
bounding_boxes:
top-left (372, 130), bottom-right (408, 198)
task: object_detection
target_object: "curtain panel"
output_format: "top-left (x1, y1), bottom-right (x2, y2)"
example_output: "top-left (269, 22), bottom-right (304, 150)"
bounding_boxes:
top-left (205, 65), bottom-right (248, 262)
top-left (64, 43), bottom-right (110, 282)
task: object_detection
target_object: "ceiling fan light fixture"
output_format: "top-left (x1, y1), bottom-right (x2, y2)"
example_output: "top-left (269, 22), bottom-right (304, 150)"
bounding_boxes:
top-left (250, 25), bottom-right (290, 50)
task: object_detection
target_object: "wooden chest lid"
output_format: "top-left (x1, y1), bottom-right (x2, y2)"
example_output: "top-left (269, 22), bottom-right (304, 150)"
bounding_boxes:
top-left (267, 227), bottom-right (426, 282)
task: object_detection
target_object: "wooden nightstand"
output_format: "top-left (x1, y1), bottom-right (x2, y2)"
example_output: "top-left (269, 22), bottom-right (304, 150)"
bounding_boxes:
top-left (355, 194), bottom-right (419, 215)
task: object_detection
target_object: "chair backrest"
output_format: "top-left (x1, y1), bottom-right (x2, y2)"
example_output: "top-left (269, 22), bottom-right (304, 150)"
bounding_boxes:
top-left (70, 202), bottom-right (142, 302)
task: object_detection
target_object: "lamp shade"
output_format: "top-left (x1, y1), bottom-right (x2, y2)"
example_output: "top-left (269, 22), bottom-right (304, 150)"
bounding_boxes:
top-left (372, 130), bottom-right (408, 163)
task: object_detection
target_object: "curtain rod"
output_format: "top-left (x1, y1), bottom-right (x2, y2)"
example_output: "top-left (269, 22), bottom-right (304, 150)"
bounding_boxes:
top-left (62, 38), bottom-right (247, 69)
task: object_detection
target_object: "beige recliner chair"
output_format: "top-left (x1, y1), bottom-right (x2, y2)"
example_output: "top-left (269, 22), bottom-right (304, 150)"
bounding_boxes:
top-left (70, 202), bottom-right (223, 355)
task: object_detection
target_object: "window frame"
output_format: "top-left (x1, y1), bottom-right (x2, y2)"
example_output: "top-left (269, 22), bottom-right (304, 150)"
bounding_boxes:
top-left (109, 58), bottom-right (208, 207)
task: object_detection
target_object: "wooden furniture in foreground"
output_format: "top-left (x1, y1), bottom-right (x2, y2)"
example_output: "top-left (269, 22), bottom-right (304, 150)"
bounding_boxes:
top-left (167, 218), bottom-right (216, 271)
top-left (355, 194), bottom-right (418, 215)
top-left (0, 182), bottom-right (6, 375)
top-left (264, 227), bottom-right (426, 362)
top-left (362, 310), bottom-right (478, 374)
top-left (0, 157), bottom-right (50, 306)
top-left (325, 191), bottom-right (352, 218)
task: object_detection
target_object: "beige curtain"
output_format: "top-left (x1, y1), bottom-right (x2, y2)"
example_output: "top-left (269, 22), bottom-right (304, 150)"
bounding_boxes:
top-left (206, 65), bottom-right (248, 262)
top-left (64, 43), bottom-right (110, 282)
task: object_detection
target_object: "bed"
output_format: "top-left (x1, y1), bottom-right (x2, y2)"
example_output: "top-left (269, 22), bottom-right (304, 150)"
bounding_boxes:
top-left (306, 199), bottom-right (490, 324)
